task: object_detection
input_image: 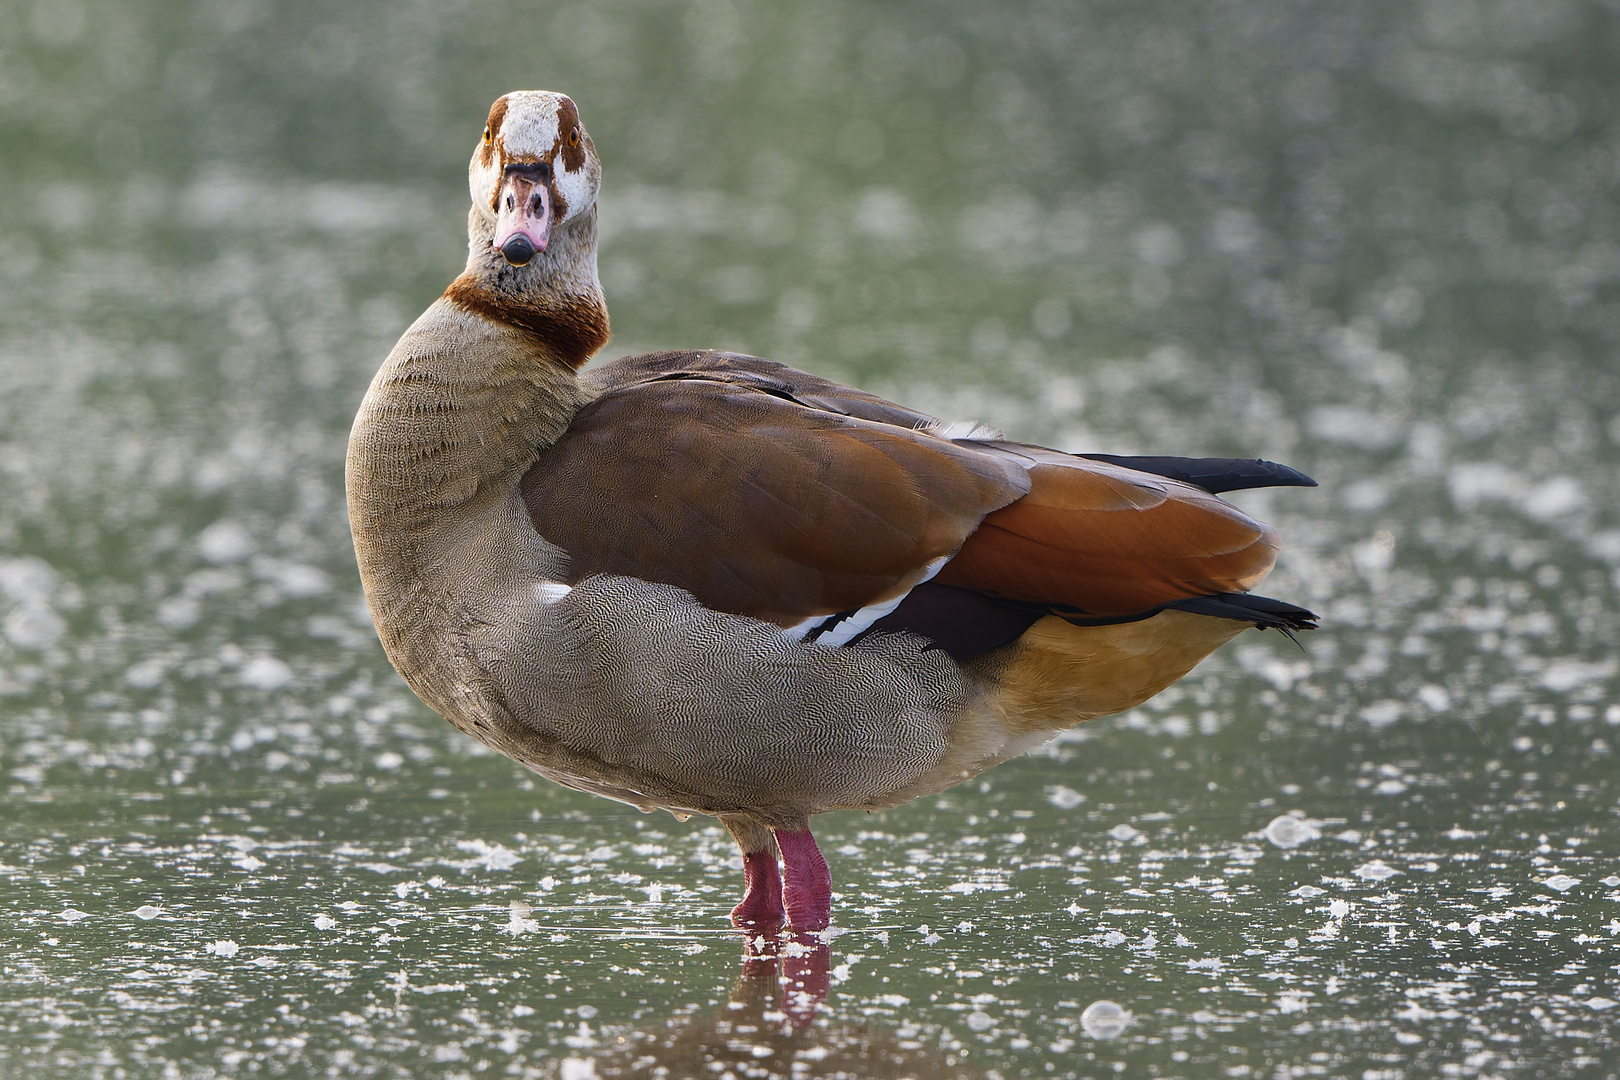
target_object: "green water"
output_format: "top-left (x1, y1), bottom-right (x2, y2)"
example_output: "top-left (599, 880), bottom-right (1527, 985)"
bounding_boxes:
top-left (3, 1), bottom-right (1618, 1077)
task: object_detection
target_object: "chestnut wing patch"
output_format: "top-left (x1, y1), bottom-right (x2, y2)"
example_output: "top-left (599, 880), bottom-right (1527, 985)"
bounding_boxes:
top-left (521, 374), bottom-right (1028, 627)
top-left (934, 448), bottom-right (1282, 617)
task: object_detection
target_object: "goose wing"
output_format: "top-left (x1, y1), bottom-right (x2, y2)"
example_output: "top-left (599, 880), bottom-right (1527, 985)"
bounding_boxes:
top-left (525, 350), bottom-right (1302, 640)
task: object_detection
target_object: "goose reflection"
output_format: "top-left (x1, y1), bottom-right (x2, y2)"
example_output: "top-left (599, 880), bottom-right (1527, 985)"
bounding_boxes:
top-left (544, 933), bottom-right (984, 1080)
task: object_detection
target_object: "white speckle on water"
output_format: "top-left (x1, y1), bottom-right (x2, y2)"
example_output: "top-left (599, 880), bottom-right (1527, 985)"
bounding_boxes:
top-left (5, 603), bottom-right (65, 649)
top-left (854, 188), bottom-right (915, 240)
top-left (373, 751), bottom-right (403, 771)
top-left (1328, 899), bottom-right (1353, 920)
top-left (1360, 700), bottom-right (1405, 728)
top-left (503, 901), bottom-right (540, 936)
top-left (207, 940), bottom-right (239, 957)
top-left (58, 909), bottom-right (90, 923)
top-left (1522, 476), bottom-right (1584, 519)
top-left (1538, 659), bottom-right (1617, 694)
top-left (238, 655), bottom-right (292, 690)
top-left (1418, 684), bottom-right (1452, 712)
top-left (1309, 404), bottom-right (1403, 449)
top-left (456, 840), bottom-right (520, 872)
top-left (125, 658), bottom-right (168, 689)
top-left (1352, 860), bottom-right (1401, 881)
top-left (313, 914), bottom-right (337, 930)
top-left (1277, 992), bottom-right (1310, 1014)
top-left (132, 905), bottom-right (162, 920)
top-left (1541, 874), bottom-right (1579, 893)
top-left (0, 557), bottom-right (58, 603)
top-left (198, 520), bottom-right (254, 563)
top-left (1264, 814), bottom-right (1321, 849)
top-left (1046, 785), bottom-right (1085, 809)
top-left (1079, 999), bottom-right (1130, 1039)
top-left (558, 1057), bottom-right (597, 1080)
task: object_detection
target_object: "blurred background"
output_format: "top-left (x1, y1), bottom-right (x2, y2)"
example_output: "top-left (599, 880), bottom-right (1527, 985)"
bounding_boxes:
top-left (2, 1), bottom-right (1618, 1077)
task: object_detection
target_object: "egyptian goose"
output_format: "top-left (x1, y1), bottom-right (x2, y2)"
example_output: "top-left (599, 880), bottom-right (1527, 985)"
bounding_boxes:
top-left (345, 91), bottom-right (1316, 935)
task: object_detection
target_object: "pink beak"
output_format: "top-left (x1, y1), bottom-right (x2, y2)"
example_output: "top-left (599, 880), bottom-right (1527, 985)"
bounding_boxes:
top-left (493, 163), bottom-right (553, 266)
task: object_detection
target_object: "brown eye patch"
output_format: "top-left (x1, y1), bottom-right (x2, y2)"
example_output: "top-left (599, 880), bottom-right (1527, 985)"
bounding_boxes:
top-left (557, 97), bottom-right (587, 172)
top-left (479, 97), bottom-right (510, 167)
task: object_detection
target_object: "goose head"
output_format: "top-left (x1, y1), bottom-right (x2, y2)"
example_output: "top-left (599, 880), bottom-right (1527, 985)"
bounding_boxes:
top-left (467, 91), bottom-right (601, 272)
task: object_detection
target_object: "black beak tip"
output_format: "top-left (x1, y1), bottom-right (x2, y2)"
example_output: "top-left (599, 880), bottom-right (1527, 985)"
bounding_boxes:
top-left (500, 236), bottom-right (536, 266)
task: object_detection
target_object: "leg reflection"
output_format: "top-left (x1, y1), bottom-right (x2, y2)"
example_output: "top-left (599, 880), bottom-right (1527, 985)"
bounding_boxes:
top-left (739, 929), bottom-right (831, 1029)
top-left (548, 932), bottom-right (985, 1078)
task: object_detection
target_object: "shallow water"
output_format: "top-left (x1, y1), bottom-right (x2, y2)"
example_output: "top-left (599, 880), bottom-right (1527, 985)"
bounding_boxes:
top-left (3, 1), bottom-right (1619, 1077)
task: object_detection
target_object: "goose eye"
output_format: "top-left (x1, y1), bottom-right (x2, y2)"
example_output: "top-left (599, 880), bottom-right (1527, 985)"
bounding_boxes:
top-left (483, 127), bottom-right (492, 145)
top-left (567, 127), bottom-right (580, 148)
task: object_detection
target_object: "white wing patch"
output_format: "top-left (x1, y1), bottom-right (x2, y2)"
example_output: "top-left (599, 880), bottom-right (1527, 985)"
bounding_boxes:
top-left (784, 556), bottom-right (951, 647)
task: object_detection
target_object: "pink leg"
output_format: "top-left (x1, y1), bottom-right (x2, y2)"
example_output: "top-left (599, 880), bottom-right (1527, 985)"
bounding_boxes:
top-left (730, 849), bottom-right (785, 932)
top-left (773, 827), bottom-right (831, 932)
top-left (722, 815), bottom-right (785, 933)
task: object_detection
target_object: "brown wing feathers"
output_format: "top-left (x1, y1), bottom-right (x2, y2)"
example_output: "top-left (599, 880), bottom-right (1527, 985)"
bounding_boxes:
top-left (521, 370), bottom-right (1027, 627)
top-left (528, 350), bottom-right (1309, 643)
top-left (934, 455), bottom-right (1282, 617)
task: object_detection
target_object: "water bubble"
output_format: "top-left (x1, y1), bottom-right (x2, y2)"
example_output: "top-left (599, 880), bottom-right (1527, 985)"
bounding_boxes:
top-left (198, 519), bottom-right (254, 563)
top-left (1047, 785), bottom-right (1085, 809)
top-left (559, 1058), bottom-right (597, 1080)
top-left (1107, 823), bottom-right (1141, 842)
top-left (1542, 874), bottom-right (1580, 893)
top-left (1080, 999), bottom-right (1131, 1039)
top-left (0, 557), bottom-right (58, 604)
top-left (133, 905), bottom-right (162, 920)
top-left (965, 1010), bottom-right (993, 1031)
top-left (1264, 814), bottom-right (1321, 849)
top-left (5, 603), bottom-right (65, 649)
top-left (238, 655), bottom-right (292, 690)
top-left (1352, 860), bottom-right (1401, 881)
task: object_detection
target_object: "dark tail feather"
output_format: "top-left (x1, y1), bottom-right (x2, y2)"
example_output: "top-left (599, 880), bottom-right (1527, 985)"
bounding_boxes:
top-left (1166, 591), bottom-right (1319, 642)
top-left (1076, 454), bottom-right (1317, 493)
